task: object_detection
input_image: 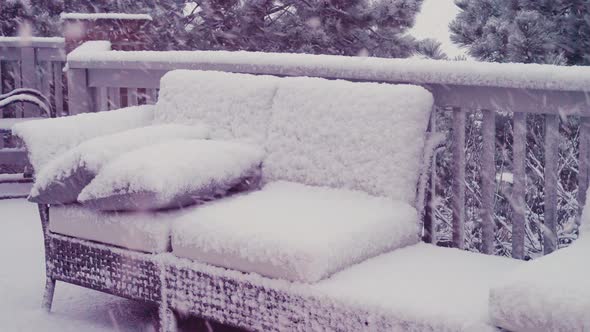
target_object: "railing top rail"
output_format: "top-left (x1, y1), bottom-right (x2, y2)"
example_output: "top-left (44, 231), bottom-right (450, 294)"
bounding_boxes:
top-left (0, 37), bottom-right (65, 49)
top-left (68, 41), bottom-right (590, 93)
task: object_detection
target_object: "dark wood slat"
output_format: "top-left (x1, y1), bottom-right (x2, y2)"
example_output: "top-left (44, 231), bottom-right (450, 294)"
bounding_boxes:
top-left (543, 114), bottom-right (559, 254)
top-left (481, 110), bottom-right (496, 254)
top-left (512, 112), bottom-right (527, 259)
top-left (452, 108), bottom-right (466, 249)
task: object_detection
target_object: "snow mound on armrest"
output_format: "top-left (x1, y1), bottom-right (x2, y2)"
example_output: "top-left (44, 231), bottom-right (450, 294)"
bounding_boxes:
top-left (489, 236), bottom-right (590, 331)
top-left (12, 105), bottom-right (154, 172)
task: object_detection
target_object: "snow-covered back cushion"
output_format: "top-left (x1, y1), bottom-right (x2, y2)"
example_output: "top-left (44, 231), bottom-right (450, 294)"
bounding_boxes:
top-left (153, 70), bottom-right (279, 144)
top-left (12, 105), bottom-right (155, 172)
top-left (29, 124), bottom-right (209, 204)
top-left (489, 235), bottom-right (590, 332)
top-left (172, 181), bottom-right (420, 283)
top-left (263, 77), bottom-right (434, 204)
top-left (78, 139), bottom-right (264, 211)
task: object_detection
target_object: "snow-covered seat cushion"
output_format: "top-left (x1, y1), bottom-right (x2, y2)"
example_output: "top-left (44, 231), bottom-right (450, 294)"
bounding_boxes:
top-left (12, 105), bottom-right (154, 173)
top-left (29, 123), bottom-right (209, 205)
top-left (489, 235), bottom-right (590, 331)
top-left (48, 204), bottom-right (191, 253)
top-left (172, 181), bottom-right (420, 283)
top-left (78, 139), bottom-right (264, 211)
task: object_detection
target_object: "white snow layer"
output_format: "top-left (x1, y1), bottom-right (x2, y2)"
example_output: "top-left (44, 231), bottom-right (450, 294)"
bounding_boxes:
top-left (12, 105), bottom-right (154, 172)
top-left (154, 70), bottom-right (279, 144)
top-left (489, 236), bottom-right (590, 332)
top-left (67, 43), bottom-right (590, 92)
top-left (31, 123), bottom-right (209, 198)
top-left (49, 204), bottom-right (187, 253)
top-left (60, 13), bottom-right (153, 21)
top-left (172, 181), bottom-right (420, 283)
top-left (78, 139), bottom-right (264, 203)
top-left (264, 77), bottom-right (433, 203)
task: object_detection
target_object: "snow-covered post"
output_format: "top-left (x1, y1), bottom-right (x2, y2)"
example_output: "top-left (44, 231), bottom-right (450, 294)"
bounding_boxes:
top-left (62, 13), bottom-right (153, 53)
top-left (63, 13), bottom-right (152, 114)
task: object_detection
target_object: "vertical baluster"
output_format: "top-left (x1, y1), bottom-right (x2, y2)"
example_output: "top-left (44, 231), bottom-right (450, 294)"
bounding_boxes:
top-left (544, 114), bottom-right (559, 254)
top-left (95, 87), bottom-right (108, 113)
top-left (127, 88), bottom-right (139, 106)
top-left (67, 68), bottom-right (93, 115)
top-left (578, 116), bottom-right (590, 224)
top-left (53, 63), bottom-right (63, 117)
top-left (12, 61), bottom-right (23, 117)
top-left (452, 107), bottom-right (466, 249)
top-left (0, 60), bottom-right (3, 95)
top-left (108, 87), bottom-right (121, 110)
top-left (145, 88), bottom-right (158, 105)
top-left (0, 61), bottom-right (3, 119)
top-left (0, 62), bottom-right (3, 146)
top-left (423, 107), bottom-right (437, 244)
top-left (40, 62), bottom-right (51, 117)
top-left (20, 47), bottom-right (38, 117)
top-left (512, 112), bottom-right (527, 259)
top-left (481, 109), bottom-right (496, 254)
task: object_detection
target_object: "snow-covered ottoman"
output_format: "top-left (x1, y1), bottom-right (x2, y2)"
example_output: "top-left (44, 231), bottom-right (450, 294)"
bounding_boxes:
top-left (489, 218), bottom-right (590, 331)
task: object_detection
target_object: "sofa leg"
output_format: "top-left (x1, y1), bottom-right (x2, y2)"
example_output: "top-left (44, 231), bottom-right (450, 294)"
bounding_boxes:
top-left (42, 278), bottom-right (56, 312)
top-left (158, 304), bottom-right (178, 332)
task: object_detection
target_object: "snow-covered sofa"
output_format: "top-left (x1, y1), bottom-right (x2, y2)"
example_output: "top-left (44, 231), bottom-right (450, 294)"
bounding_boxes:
top-left (14, 70), bottom-right (527, 332)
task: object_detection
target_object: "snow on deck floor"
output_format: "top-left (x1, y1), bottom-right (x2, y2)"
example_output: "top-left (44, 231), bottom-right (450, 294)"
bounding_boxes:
top-left (0, 199), bottom-right (240, 332)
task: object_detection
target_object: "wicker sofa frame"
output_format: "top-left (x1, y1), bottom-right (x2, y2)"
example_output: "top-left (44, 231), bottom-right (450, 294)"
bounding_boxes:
top-left (35, 107), bottom-right (437, 332)
top-left (39, 197), bottom-right (435, 332)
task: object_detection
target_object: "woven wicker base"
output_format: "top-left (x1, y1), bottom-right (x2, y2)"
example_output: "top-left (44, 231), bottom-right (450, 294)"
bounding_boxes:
top-left (37, 204), bottom-right (479, 332)
top-left (162, 258), bottom-right (434, 332)
top-left (46, 234), bottom-right (162, 303)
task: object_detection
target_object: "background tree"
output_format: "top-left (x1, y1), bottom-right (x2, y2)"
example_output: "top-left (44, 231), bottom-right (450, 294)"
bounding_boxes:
top-left (450, 0), bottom-right (590, 65)
top-left (1, 0), bottom-right (427, 57)
top-left (0, 0), bottom-right (30, 37)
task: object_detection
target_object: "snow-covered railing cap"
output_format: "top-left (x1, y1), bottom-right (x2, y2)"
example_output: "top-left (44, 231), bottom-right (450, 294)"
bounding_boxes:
top-left (67, 41), bottom-right (112, 61)
top-left (60, 13), bottom-right (153, 21)
top-left (0, 36), bottom-right (65, 48)
top-left (66, 42), bottom-right (590, 93)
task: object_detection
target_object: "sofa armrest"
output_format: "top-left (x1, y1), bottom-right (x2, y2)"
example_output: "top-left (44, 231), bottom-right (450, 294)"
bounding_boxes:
top-left (12, 105), bottom-right (155, 173)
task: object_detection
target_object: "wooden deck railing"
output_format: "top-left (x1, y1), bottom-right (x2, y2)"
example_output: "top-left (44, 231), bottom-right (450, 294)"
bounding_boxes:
top-left (0, 37), bottom-right (66, 170)
top-left (0, 37), bottom-right (66, 117)
top-left (64, 41), bottom-right (590, 258)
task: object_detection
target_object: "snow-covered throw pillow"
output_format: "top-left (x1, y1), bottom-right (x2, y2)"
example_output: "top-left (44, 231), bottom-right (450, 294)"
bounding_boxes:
top-left (78, 139), bottom-right (264, 211)
top-left (29, 124), bottom-right (209, 204)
